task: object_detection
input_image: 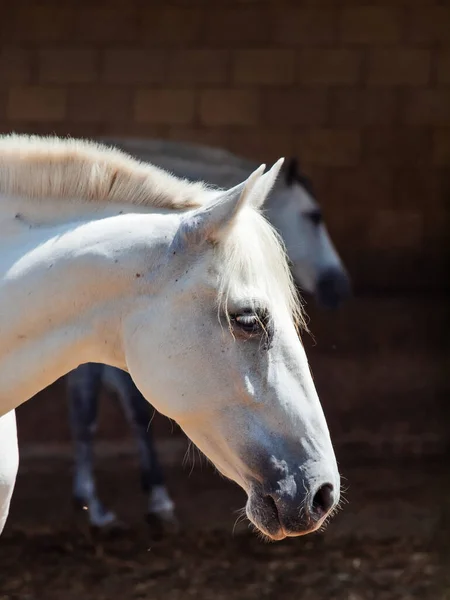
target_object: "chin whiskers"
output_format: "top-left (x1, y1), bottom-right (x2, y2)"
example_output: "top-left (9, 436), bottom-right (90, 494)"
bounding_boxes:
top-left (231, 506), bottom-right (247, 537)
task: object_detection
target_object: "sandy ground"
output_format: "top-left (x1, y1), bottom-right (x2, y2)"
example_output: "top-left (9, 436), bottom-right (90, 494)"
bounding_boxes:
top-left (0, 442), bottom-right (447, 600)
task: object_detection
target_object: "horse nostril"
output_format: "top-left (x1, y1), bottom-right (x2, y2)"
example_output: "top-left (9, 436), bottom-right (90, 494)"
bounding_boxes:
top-left (265, 493), bottom-right (280, 520)
top-left (311, 483), bottom-right (335, 518)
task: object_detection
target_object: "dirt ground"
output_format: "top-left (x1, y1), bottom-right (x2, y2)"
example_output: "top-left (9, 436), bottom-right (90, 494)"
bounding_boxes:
top-left (0, 443), bottom-right (447, 600)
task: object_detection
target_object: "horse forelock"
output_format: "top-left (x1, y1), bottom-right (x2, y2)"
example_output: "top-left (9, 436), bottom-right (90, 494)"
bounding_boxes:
top-left (215, 207), bottom-right (305, 331)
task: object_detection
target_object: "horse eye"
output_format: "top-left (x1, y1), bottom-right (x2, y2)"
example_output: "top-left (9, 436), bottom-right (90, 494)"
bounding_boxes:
top-left (230, 308), bottom-right (270, 337)
top-left (306, 209), bottom-right (323, 226)
top-left (234, 313), bottom-right (261, 333)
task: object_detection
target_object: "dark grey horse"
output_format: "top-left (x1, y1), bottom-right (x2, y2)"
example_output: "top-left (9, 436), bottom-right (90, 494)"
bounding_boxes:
top-left (68, 363), bottom-right (177, 532)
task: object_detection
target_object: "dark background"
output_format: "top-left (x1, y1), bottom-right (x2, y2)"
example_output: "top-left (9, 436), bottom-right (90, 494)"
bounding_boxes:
top-left (0, 3), bottom-right (448, 598)
top-left (3, 0), bottom-right (447, 460)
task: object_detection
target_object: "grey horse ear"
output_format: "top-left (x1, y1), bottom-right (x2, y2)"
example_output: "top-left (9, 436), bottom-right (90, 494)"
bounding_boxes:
top-left (284, 157), bottom-right (299, 187)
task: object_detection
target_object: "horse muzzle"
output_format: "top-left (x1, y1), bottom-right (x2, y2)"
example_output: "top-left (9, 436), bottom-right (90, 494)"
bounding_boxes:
top-left (246, 475), bottom-right (339, 540)
top-left (316, 267), bottom-right (352, 310)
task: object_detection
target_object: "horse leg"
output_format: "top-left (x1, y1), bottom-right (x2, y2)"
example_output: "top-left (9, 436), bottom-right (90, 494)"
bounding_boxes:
top-left (107, 367), bottom-right (179, 534)
top-left (67, 364), bottom-right (119, 530)
top-left (0, 410), bottom-right (19, 536)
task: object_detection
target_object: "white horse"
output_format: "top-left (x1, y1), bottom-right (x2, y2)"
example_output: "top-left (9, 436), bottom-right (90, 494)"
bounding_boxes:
top-left (0, 134), bottom-right (340, 541)
top-left (66, 138), bottom-right (351, 533)
top-left (101, 137), bottom-right (351, 310)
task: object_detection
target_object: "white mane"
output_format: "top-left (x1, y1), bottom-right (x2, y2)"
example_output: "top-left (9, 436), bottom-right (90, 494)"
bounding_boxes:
top-left (0, 134), bottom-right (303, 328)
top-left (0, 134), bottom-right (210, 211)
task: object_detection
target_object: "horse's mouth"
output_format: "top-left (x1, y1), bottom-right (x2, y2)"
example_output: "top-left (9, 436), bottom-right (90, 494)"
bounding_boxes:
top-left (245, 492), bottom-right (324, 541)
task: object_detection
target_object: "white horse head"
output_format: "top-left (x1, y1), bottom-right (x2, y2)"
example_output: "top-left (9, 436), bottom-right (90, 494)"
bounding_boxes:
top-left (0, 135), bottom-right (340, 540)
top-left (119, 163), bottom-right (340, 540)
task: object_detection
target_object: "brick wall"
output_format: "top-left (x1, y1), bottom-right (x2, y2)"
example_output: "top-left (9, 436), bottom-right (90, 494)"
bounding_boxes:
top-left (0, 0), bottom-right (448, 292)
top-left (2, 0), bottom-right (449, 457)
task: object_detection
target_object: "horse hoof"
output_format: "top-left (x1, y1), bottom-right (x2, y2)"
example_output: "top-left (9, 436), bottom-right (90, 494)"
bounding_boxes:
top-left (146, 511), bottom-right (181, 537)
top-left (90, 518), bottom-right (130, 538)
top-left (72, 497), bottom-right (126, 533)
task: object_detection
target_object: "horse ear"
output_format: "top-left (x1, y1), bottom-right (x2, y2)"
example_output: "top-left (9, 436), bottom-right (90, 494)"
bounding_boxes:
top-left (179, 163), bottom-right (266, 245)
top-left (248, 157), bottom-right (284, 209)
top-left (284, 157), bottom-right (299, 186)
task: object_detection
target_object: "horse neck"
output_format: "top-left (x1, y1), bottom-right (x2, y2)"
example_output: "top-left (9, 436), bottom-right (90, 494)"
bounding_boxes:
top-left (0, 202), bottom-right (178, 415)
